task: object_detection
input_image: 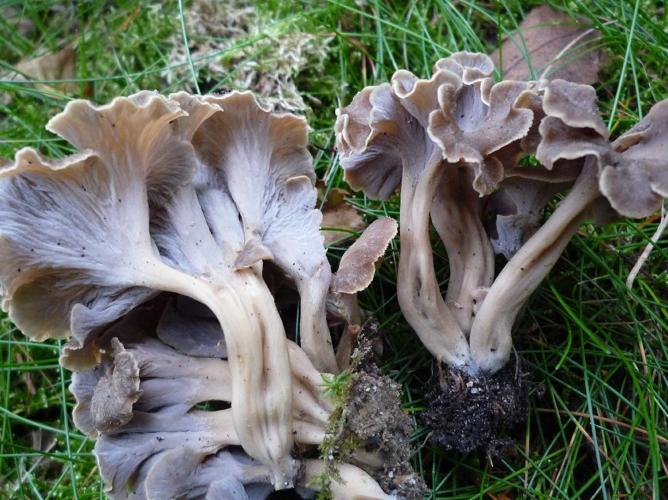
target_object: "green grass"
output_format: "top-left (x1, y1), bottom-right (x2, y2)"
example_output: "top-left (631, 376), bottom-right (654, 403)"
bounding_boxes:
top-left (1, 0), bottom-right (667, 498)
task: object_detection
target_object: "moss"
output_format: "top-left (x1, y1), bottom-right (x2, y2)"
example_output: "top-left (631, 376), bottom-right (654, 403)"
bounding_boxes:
top-left (316, 319), bottom-right (426, 499)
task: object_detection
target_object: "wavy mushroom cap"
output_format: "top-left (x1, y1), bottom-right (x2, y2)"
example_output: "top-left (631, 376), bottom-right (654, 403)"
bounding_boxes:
top-left (429, 77), bottom-right (535, 195)
top-left (536, 80), bottom-right (668, 218)
top-left (0, 92), bottom-right (195, 343)
top-left (600, 99), bottom-right (668, 218)
top-left (335, 52), bottom-right (539, 199)
top-left (434, 51), bottom-right (496, 84)
top-left (535, 79), bottom-right (610, 170)
top-left (332, 217), bottom-right (398, 295)
top-left (191, 91), bottom-right (322, 271)
top-left (390, 65), bottom-right (460, 128)
top-left (335, 83), bottom-right (419, 199)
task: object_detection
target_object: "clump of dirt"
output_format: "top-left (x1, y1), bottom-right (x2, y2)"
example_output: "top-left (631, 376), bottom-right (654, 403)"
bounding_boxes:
top-left (320, 320), bottom-right (427, 499)
top-left (422, 358), bottom-right (536, 458)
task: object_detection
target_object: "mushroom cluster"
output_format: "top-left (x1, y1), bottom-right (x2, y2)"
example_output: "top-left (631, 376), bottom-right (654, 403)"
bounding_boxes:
top-left (335, 51), bottom-right (667, 414)
top-left (0, 92), bottom-right (408, 498)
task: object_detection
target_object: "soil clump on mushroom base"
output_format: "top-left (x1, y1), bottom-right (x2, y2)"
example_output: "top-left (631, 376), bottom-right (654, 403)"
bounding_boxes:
top-left (423, 358), bottom-right (535, 457)
top-left (321, 320), bottom-right (427, 499)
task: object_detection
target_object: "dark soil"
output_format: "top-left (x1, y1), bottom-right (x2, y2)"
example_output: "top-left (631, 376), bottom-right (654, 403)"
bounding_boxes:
top-left (326, 320), bottom-right (427, 499)
top-left (422, 357), bottom-right (537, 458)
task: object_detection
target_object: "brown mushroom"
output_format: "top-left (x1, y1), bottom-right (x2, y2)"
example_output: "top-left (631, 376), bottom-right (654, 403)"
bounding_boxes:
top-left (335, 53), bottom-right (540, 371)
top-left (470, 84), bottom-right (668, 372)
top-left (337, 55), bottom-right (668, 378)
top-left (330, 217), bottom-right (397, 367)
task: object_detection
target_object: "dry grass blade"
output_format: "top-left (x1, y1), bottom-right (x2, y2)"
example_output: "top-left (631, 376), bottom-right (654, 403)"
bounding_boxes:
top-left (626, 205), bottom-right (668, 289)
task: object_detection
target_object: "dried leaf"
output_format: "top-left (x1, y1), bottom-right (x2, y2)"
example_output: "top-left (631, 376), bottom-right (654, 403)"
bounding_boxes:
top-left (321, 187), bottom-right (366, 245)
top-left (491, 5), bottom-right (603, 84)
top-left (13, 45), bottom-right (77, 94)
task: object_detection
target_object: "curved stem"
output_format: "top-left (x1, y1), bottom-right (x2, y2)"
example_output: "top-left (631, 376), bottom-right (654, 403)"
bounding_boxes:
top-left (287, 341), bottom-right (334, 413)
top-left (145, 263), bottom-right (295, 489)
top-left (470, 160), bottom-right (600, 373)
top-left (396, 158), bottom-right (471, 369)
top-left (431, 166), bottom-right (495, 335)
top-left (135, 344), bottom-right (330, 426)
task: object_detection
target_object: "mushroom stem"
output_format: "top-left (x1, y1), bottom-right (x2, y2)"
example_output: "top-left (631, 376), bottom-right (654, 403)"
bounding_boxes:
top-left (205, 274), bottom-right (296, 489)
top-left (396, 157), bottom-right (472, 369)
top-left (298, 264), bottom-right (339, 373)
top-left (142, 262), bottom-right (296, 489)
top-left (332, 293), bottom-right (362, 370)
top-left (287, 340), bottom-right (335, 413)
top-left (301, 460), bottom-right (394, 500)
top-left (469, 159), bottom-right (600, 373)
top-left (431, 165), bottom-right (495, 334)
top-left (130, 340), bottom-right (331, 426)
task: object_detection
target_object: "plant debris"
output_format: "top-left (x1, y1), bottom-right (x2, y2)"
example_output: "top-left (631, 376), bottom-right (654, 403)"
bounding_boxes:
top-left (8, 45), bottom-right (78, 96)
top-left (168, 0), bottom-right (332, 111)
top-left (320, 187), bottom-right (366, 246)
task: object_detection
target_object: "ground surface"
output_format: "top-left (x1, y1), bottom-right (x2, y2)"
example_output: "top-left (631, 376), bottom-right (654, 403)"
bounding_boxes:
top-left (1, 1), bottom-right (667, 498)
top-left (423, 358), bottom-right (533, 457)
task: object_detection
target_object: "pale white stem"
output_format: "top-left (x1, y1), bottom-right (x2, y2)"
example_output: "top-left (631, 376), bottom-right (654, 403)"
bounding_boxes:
top-left (184, 409), bottom-right (328, 450)
top-left (287, 340), bottom-right (335, 413)
top-left (431, 166), bottom-right (495, 334)
top-left (144, 262), bottom-right (295, 489)
top-left (136, 347), bottom-right (330, 427)
top-left (293, 421), bottom-right (327, 445)
top-left (470, 160), bottom-right (600, 373)
top-left (201, 409), bottom-right (239, 448)
top-left (292, 381), bottom-right (331, 426)
top-left (396, 158), bottom-right (471, 369)
top-left (301, 460), bottom-right (394, 500)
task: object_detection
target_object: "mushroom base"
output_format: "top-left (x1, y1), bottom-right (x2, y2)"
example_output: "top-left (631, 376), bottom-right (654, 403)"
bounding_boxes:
top-left (422, 357), bottom-right (534, 456)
